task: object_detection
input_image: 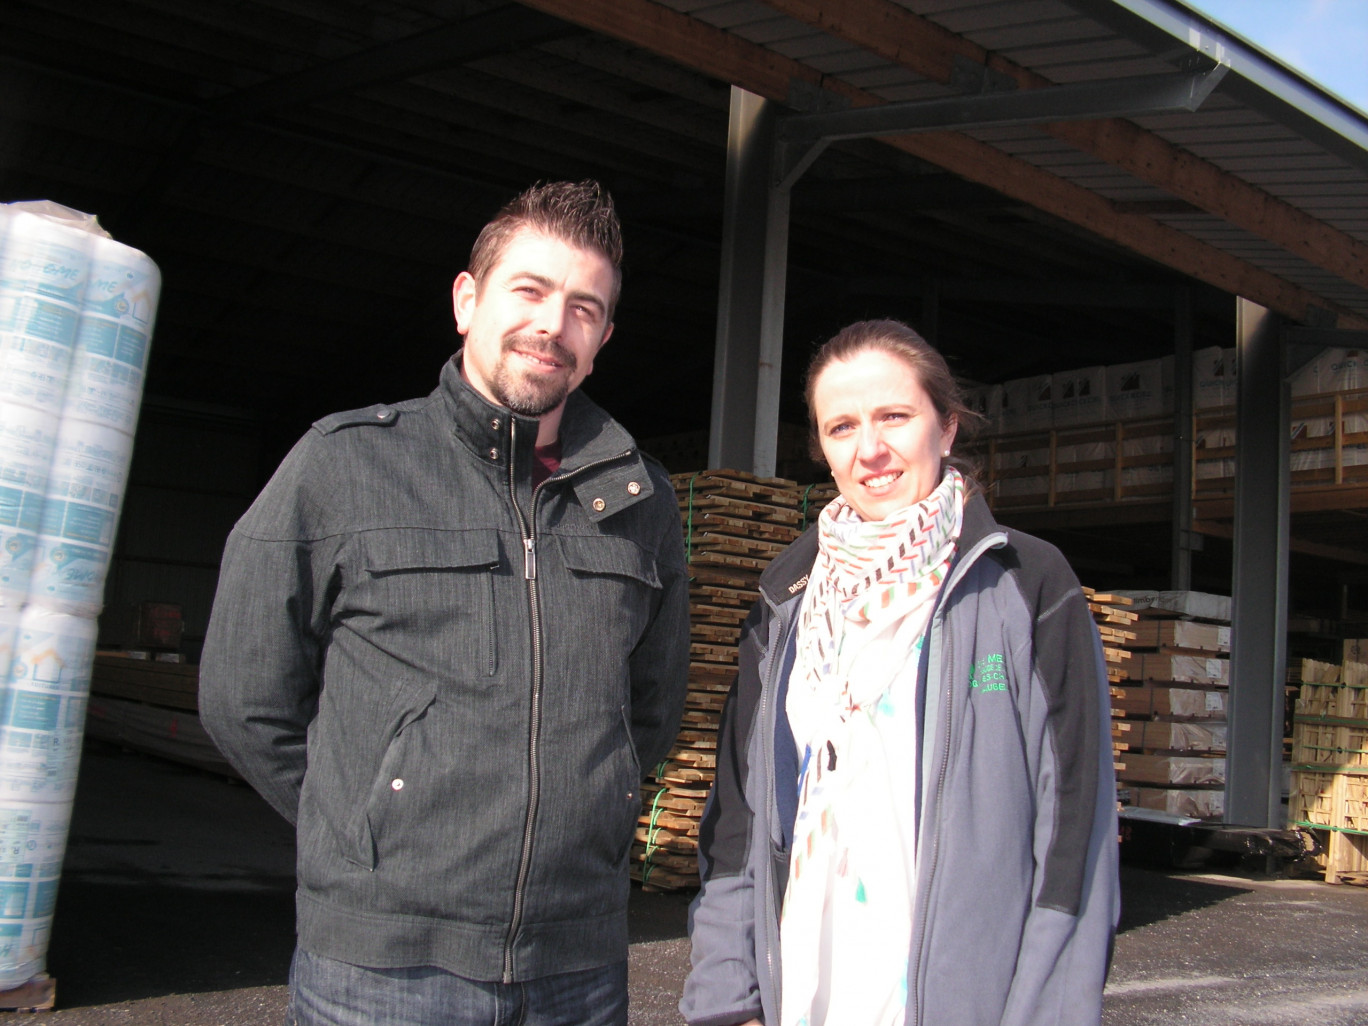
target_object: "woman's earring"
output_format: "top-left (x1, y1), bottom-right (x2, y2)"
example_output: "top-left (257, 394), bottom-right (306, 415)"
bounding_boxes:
top-left (942, 450), bottom-right (951, 458)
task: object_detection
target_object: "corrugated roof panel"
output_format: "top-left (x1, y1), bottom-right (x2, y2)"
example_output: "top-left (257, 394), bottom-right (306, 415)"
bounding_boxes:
top-left (968, 16), bottom-right (1107, 51)
top-left (876, 80), bottom-right (967, 103)
top-left (843, 64), bottom-right (933, 93)
top-left (770, 31), bottom-right (866, 63)
top-left (677, 0), bottom-right (782, 30)
top-left (1000, 37), bottom-right (1146, 71)
top-left (925, 0), bottom-right (1082, 36)
top-left (730, 12), bottom-right (819, 46)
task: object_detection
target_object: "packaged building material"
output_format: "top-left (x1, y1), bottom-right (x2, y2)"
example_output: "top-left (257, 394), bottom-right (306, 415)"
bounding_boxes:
top-left (1129, 619), bottom-right (1231, 653)
top-left (1106, 357), bottom-right (1173, 421)
top-left (1138, 653), bottom-right (1228, 684)
top-left (1292, 720), bottom-right (1368, 770)
top-left (1289, 348), bottom-right (1367, 397)
top-left (1118, 753), bottom-right (1225, 786)
top-left (1193, 346), bottom-right (1237, 409)
top-left (963, 384), bottom-right (1002, 436)
top-left (0, 201), bottom-right (160, 989)
top-left (1110, 590), bottom-right (1232, 622)
top-left (1129, 786), bottom-right (1224, 819)
top-left (1113, 683), bottom-right (1227, 720)
top-left (999, 375), bottom-right (1053, 433)
top-left (1297, 682), bottom-right (1368, 721)
top-left (1133, 720), bottom-right (1227, 753)
top-left (1052, 366), bottom-right (1107, 426)
top-left (1343, 639), bottom-right (1368, 665)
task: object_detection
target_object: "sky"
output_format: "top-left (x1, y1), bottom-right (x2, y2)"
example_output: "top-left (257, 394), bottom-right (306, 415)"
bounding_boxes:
top-left (1190, 0), bottom-right (1368, 113)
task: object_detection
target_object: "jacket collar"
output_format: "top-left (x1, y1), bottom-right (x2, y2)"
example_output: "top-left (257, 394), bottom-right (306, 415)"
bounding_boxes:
top-left (758, 524), bottom-right (819, 610)
top-left (440, 353), bottom-right (653, 521)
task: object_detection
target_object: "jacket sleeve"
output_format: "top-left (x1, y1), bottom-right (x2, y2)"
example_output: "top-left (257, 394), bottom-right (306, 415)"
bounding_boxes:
top-left (627, 483), bottom-right (691, 771)
top-left (198, 435), bottom-right (338, 825)
top-left (681, 602), bottom-right (768, 1026)
top-left (1001, 568), bottom-right (1120, 1026)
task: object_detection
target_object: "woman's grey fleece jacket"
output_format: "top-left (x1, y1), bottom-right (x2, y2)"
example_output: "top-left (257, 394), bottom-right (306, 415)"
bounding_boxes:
top-left (681, 493), bottom-right (1120, 1026)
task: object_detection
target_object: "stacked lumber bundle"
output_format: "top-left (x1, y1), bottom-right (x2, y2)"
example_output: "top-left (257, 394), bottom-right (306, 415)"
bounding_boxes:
top-left (1108, 591), bottom-right (1231, 820)
top-left (86, 653), bottom-right (237, 777)
top-left (1290, 644), bottom-right (1368, 885)
top-left (1084, 590), bottom-right (1144, 816)
top-left (631, 470), bottom-right (806, 890)
top-left (1085, 589), bottom-right (1138, 685)
top-left (796, 481), bottom-right (838, 529)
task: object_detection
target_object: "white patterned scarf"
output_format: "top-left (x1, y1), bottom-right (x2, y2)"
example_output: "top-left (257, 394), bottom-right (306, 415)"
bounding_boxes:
top-left (780, 467), bottom-right (965, 1026)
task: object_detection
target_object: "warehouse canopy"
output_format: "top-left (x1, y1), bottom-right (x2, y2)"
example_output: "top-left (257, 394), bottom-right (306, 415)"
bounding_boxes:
top-left (3, 0), bottom-right (1366, 441)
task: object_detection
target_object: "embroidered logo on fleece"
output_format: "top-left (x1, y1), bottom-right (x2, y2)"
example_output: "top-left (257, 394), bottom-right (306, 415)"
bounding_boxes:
top-left (969, 653), bottom-right (1007, 692)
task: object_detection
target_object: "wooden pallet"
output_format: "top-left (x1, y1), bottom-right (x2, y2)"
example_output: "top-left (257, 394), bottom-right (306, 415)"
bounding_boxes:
top-left (0, 974), bottom-right (55, 1013)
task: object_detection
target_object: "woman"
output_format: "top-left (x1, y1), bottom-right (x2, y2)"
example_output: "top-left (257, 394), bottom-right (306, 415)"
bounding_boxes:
top-left (681, 320), bottom-right (1119, 1026)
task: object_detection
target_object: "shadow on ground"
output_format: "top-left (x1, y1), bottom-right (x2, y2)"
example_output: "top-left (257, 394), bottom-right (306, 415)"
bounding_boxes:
top-left (1116, 864), bottom-right (1252, 933)
top-left (47, 878), bottom-right (296, 1006)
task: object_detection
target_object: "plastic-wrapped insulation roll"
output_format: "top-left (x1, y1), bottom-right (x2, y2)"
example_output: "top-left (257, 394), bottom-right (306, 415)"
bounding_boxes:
top-left (0, 203), bottom-right (159, 989)
top-left (0, 210), bottom-right (94, 616)
top-left (28, 234), bottom-right (161, 616)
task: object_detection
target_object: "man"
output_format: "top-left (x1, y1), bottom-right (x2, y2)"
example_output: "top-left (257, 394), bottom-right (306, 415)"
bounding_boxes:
top-left (200, 180), bottom-right (690, 1026)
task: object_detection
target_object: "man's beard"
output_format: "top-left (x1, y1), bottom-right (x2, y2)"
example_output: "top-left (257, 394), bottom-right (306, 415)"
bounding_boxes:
top-left (487, 334), bottom-right (580, 417)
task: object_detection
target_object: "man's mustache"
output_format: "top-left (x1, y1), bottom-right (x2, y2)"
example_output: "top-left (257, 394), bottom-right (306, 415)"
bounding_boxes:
top-left (502, 334), bottom-right (578, 372)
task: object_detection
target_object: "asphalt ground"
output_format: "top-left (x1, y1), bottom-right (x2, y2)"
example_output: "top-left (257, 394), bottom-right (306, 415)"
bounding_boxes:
top-left (5, 743), bottom-right (1367, 1026)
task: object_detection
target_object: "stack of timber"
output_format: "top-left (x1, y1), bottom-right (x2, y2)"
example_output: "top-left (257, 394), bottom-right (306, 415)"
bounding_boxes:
top-left (796, 481), bottom-right (838, 529)
top-left (1109, 591), bottom-right (1231, 820)
top-left (1085, 589), bottom-right (1137, 799)
top-left (1290, 644), bottom-right (1368, 885)
top-left (86, 652), bottom-right (236, 777)
top-left (631, 470), bottom-right (805, 890)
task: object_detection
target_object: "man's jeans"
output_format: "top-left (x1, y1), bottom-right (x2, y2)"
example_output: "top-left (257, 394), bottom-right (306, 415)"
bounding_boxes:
top-left (286, 947), bottom-right (629, 1026)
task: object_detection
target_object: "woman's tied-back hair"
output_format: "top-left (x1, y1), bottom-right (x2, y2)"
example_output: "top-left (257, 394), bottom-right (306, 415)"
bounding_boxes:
top-left (804, 318), bottom-right (985, 481)
top-left (467, 180), bottom-right (624, 319)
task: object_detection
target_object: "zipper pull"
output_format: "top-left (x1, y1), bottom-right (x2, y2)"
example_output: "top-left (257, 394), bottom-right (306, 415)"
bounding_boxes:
top-left (523, 537), bottom-right (536, 580)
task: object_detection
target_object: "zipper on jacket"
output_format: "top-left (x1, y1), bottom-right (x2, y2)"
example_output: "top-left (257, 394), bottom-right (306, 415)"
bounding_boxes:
top-left (503, 418), bottom-right (543, 984)
top-left (907, 531), bottom-right (1004, 1025)
top-left (761, 593), bottom-right (801, 1016)
top-left (909, 616), bottom-right (953, 1026)
top-left (499, 437), bottom-right (636, 983)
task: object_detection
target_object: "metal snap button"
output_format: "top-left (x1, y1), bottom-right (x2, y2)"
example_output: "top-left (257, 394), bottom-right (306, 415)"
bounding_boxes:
top-left (491, 418), bottom-right (500, 430)
top-left (391, 778), bottom-right (404, 791)
top-left (376, 407), bottom-right (392, 420)
top-left (592, 498), bottom-right (606, 512)
top-left (626, 481), bottom-right (641, 495)
top-left (488, 448), bottom-right (499, 460)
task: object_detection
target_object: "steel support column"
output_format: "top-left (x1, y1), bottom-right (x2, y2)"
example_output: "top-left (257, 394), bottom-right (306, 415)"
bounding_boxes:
top-left (708, 87), bottom-right (789, 476)
top-left (1225, 298), bottom-right (1290, 828)
top-left (1170, 288), bottom-right (1194, 590)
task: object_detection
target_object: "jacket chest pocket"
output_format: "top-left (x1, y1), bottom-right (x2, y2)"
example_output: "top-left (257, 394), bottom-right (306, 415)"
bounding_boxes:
top-left (551, 534), bottom-right (662, 657)
top-left (358, 528), bottom-right (503, 681)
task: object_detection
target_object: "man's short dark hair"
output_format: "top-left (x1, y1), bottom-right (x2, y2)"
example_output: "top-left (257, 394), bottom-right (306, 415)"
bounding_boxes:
top-left (468, 180), bottom-right (624, 318)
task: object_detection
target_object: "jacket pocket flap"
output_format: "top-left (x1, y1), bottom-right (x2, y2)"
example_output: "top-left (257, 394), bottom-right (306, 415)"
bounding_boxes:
top-left (555, 534), bottom-right (661, 588)
top-left (363, 528), bottom-right (500, 574)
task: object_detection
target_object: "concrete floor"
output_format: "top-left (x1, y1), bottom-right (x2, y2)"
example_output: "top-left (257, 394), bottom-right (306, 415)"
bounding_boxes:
top-left (7, 743), bottom-right (1368, 1025)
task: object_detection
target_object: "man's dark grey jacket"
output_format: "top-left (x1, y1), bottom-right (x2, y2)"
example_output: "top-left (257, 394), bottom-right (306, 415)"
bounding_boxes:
top-left (199, 356), bottom-right (690, 983)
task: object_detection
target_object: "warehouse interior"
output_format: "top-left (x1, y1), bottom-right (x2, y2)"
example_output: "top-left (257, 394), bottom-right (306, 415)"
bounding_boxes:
top-left (4, 0), bottom-right (1368, 851)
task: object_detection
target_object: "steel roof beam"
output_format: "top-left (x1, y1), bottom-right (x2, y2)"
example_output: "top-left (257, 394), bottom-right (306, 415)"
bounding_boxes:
top-left (777, 66), bottom-right (1227, 146)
